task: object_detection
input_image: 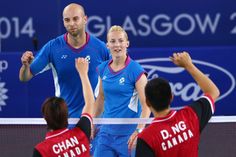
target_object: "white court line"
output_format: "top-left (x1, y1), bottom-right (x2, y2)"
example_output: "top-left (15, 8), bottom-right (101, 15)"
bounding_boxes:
top-left (0, 116), bottom-right (236, 125)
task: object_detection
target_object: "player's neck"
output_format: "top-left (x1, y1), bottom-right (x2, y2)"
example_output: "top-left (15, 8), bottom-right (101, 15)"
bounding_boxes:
top-left (111, 55), bottom-right (127, 71)
top-left (67, 32), bottom-right (86, 49)
top-left (153, 108), bottom-right (171, 118)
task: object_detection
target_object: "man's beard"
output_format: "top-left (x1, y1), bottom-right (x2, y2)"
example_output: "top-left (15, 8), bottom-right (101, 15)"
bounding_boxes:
top-left (68, 29), bottom-right (81, 37)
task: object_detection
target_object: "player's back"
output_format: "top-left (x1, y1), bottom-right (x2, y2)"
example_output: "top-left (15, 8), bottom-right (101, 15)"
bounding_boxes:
top-left (35, 128), bottom-right (90, 157)
top-left (139, 107), bottom-right (200, 157)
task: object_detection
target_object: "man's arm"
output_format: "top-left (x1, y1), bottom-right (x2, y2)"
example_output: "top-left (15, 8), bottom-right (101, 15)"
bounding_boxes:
top-left (170, 52), bottom-right (220, 101)
top-left (135, 138), bottom-right (155, 157)
top-left (19, 51), bottom-right (34, 81)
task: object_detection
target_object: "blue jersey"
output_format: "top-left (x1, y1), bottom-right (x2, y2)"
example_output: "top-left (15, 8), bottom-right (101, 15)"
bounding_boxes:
top-left (30, 33), bottom-right (110, 118)
top-left (97, 56), bottom-right (146, 135)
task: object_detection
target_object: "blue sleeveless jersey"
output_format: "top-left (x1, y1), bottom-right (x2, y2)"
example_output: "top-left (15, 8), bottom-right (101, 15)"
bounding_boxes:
top-left (97, 56), bottom-right (146, 135)
top-left (30, 33), bottom-right (110, 118)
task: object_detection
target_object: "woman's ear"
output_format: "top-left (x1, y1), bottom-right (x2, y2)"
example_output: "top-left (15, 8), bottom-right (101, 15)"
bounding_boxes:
top-left (126, 41), bottom-right (130, 48)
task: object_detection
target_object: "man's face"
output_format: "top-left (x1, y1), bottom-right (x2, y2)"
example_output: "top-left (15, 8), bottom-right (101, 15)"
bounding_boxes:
top-left (63, 8), bottom-right (87, 37)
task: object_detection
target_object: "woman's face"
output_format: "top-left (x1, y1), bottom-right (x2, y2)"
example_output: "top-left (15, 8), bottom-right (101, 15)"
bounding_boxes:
top-left (107, 31), bottom-right (129, 59)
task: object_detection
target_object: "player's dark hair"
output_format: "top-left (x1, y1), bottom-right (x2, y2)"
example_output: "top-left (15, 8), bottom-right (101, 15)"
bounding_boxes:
top-left (145, 78), bottom-right (172, 112)
top-left (42, 97), bottom-right (68, 130)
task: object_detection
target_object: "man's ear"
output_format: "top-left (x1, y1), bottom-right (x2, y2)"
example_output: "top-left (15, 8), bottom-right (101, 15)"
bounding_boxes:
top-left (170, 93), bottom-right (174, 103)
top-left (83, 15), bottom-right (88, 24)
top-left (146, 98), bottom-right (151, 107)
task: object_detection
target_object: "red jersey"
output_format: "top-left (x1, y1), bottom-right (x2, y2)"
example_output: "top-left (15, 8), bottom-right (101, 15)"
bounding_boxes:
top-left (34, 114), bottom-right (92, 157)
top-left (137, 95), bottom-right (214, 157)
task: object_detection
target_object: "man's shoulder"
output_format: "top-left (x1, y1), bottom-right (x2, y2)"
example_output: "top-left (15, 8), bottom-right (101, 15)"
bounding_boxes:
top-left (179, 105), bottom-right (195, 113)
top-left (88, 34), bottom-right (106, 46)
top-left (52, 34), bottom-right (65, 43)
top-left (45, 34), bottom-right (65, 47)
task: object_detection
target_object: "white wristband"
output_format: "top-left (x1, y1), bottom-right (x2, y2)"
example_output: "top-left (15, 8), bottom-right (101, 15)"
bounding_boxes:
top-left (136, 128), bottom-right (143, 133)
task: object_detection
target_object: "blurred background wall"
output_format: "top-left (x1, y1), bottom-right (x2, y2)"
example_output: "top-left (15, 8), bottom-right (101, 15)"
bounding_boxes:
top-left (0, 1), bottom-right (236, 157)
top-left (0, 0), bottom-right (235, 117)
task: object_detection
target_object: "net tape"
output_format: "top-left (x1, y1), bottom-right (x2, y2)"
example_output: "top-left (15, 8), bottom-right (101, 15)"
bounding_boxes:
top-left (0, 116), bottom-right (236, 125)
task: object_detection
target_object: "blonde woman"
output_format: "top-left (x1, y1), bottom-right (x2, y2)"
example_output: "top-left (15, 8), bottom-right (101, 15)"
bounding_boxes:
top-left (93, 25), bottom-right (150, 157)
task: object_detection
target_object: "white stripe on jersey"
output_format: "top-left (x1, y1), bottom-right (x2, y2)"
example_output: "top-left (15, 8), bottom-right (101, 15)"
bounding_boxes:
top-left (128, 89), bottom-right (139, 113)
top-left (81, 113), bottom-right (93, 125)
top-left (50, 63), bottom-right (61, 97)
top-left (202, 95), bottom-right (215, 114)
top-left (46, 128), bottom-right (69, 139)
top-left (152, 111), bottom-right (177, 123)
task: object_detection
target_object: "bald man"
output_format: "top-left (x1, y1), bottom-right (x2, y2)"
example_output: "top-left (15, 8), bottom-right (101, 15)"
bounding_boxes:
top-left (19, 3), bottom-right (110, 118)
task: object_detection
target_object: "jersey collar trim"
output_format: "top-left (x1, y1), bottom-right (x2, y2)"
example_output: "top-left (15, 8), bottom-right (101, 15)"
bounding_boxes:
top-left (64, 32), bottom-right (90, 52)
top-left (152, 110), bottom-right (177, 123)
top-left (45, 128), bottom-right (69, 139)
top-left (108, 55), bottom-right (131, 74)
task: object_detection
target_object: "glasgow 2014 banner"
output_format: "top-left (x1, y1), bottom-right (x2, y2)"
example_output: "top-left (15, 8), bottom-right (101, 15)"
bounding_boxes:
top-left (0, 46), bottom-right (235, 117)
top-left (0, 0), bottom-right (235, 51)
